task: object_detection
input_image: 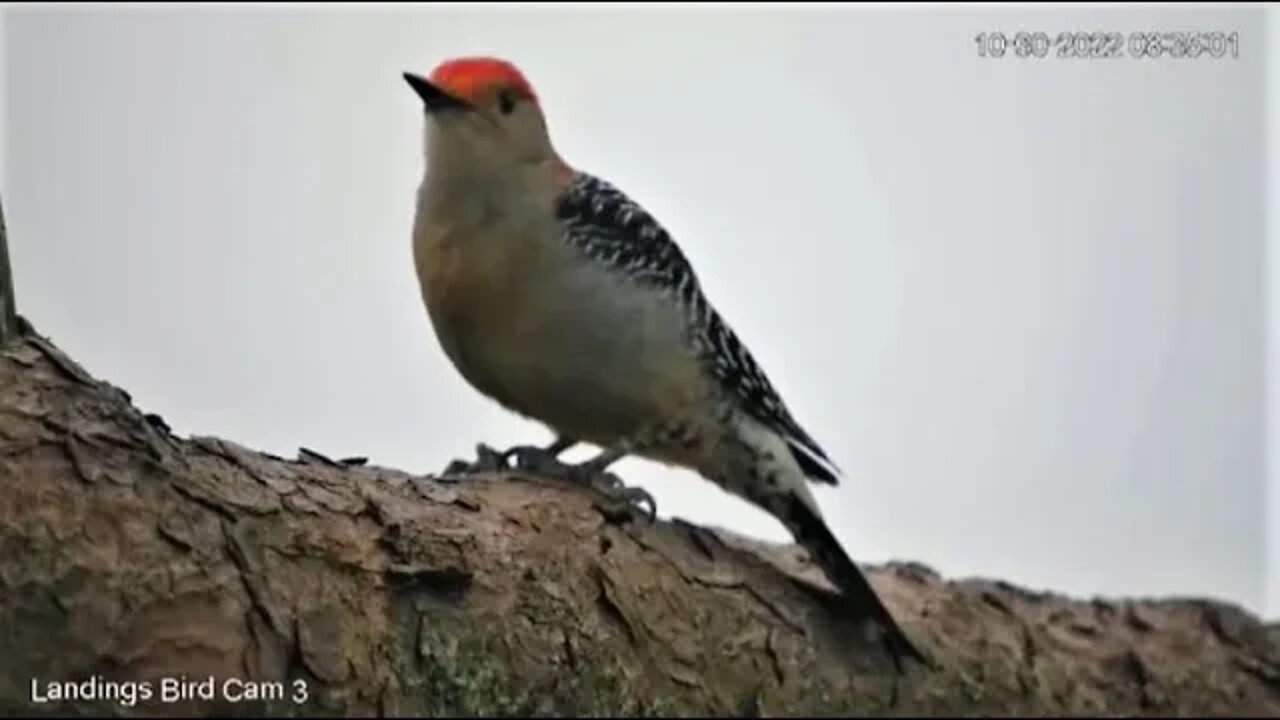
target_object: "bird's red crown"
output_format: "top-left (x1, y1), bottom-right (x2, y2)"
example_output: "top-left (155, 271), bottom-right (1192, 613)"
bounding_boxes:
top-left (428, 56), bottom-right (538, 106)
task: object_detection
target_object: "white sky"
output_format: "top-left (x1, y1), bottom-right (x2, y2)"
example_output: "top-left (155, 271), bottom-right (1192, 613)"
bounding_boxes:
top-left (3, 3), bottom-right (1275, 618)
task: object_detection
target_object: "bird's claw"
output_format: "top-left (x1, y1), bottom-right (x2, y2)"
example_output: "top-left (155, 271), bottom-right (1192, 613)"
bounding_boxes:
top-left (566, 466), bottom-right (657, 524)
top-left (440, 442), bottom-right (656, 523)
top-left (501, 444), bottom-right (565, 475)
top-left (599, 484), bottom-right (657, 524)
top-left (440, 443), bottom-right (508, 476)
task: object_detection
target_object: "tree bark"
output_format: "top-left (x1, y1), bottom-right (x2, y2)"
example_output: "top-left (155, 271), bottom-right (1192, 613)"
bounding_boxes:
top-left (1, 327), bottom-right (1278, 717)
top-left (0, 195), bottom-right (19, 346)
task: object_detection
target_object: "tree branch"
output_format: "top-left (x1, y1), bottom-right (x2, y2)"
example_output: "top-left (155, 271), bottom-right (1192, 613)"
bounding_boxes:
top-left (1, 328), bottom-right (1277, 716)
top-left (0, 194), bottom-right (17, 346)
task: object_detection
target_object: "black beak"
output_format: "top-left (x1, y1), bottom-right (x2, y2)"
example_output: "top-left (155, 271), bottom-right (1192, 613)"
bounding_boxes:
top-left (403, 72), bottom-right (471, 114)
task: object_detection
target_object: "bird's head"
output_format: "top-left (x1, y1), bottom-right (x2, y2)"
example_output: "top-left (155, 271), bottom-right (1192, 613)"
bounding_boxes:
top-left (404, 57), bottom-right (556, 171)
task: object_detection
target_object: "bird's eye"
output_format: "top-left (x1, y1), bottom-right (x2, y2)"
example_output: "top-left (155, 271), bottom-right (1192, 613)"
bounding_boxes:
top-left (497, 91), bottom-right (517, 115)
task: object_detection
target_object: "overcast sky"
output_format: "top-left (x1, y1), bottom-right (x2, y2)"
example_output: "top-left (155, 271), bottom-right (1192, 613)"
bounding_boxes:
top-left (3, 3), bottom-right (1275, 619)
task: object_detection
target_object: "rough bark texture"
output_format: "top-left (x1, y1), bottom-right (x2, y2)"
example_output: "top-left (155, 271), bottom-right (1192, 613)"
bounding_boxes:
top-left (1, 326), bottom-right (1278, 717)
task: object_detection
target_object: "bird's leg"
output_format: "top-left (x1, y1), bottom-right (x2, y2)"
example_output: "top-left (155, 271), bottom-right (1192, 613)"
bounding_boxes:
top-left (440, 436), bottom-right (577, 477)
top-left (500, 435), bottom-right (578, 473)
top-left (502, 436), bottom-right (657, 522)
top-left (448, 434), bottom-right (657, 521)
top-left (560, 444), bottom-right (657, 523)
top-left (440, 443), bottom-right (509, 476)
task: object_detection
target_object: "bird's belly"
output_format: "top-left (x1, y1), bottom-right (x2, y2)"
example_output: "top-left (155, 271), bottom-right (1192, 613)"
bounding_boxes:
top-left (431, 261), bottom-right (704, 446)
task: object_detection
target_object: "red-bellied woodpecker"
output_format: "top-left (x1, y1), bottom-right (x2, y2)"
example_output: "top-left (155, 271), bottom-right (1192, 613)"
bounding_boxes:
top-left (403, 57), bottom-right (928, 671)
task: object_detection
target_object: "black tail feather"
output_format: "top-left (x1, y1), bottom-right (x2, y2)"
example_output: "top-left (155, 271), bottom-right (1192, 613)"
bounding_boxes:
top-left (788, 438), bottom-right (840, 486)
top-left (781, 495), bottom-right (930, 672)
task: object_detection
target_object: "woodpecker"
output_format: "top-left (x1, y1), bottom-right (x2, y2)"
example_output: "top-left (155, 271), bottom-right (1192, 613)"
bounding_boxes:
top-left (404, 57), bottom-right (928, 671)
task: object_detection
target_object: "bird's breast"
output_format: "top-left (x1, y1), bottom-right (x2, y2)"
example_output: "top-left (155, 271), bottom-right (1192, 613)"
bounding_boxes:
top-left (412, 204), bottom-right (711, 445)
top-left (415, 218), bottom-right (534, 364)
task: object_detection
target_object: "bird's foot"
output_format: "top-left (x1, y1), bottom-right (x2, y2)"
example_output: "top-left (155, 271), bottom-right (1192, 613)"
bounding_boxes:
top-left (502, 444), bottom-right (572, 476)
top-left (439, 443), bottom-right (509, 477)
top-left (565, 461), bottom-right (657, 524)
top-left (439, 441), bottom-right (655, 522)
top-left (506, 450), bottom-right (656, 523)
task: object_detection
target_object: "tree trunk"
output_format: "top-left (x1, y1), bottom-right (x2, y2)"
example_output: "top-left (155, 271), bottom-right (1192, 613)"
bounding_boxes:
top-left (1, 327), bottom-right (1278, 717)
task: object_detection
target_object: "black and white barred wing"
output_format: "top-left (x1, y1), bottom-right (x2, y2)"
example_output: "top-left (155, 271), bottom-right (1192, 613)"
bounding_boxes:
top-left (555, 171), bottom-right (842, 486)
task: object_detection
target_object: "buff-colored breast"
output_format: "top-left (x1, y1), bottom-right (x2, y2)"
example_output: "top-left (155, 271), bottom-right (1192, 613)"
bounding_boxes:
top-left (412, 192), bottom-right (711, 450)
